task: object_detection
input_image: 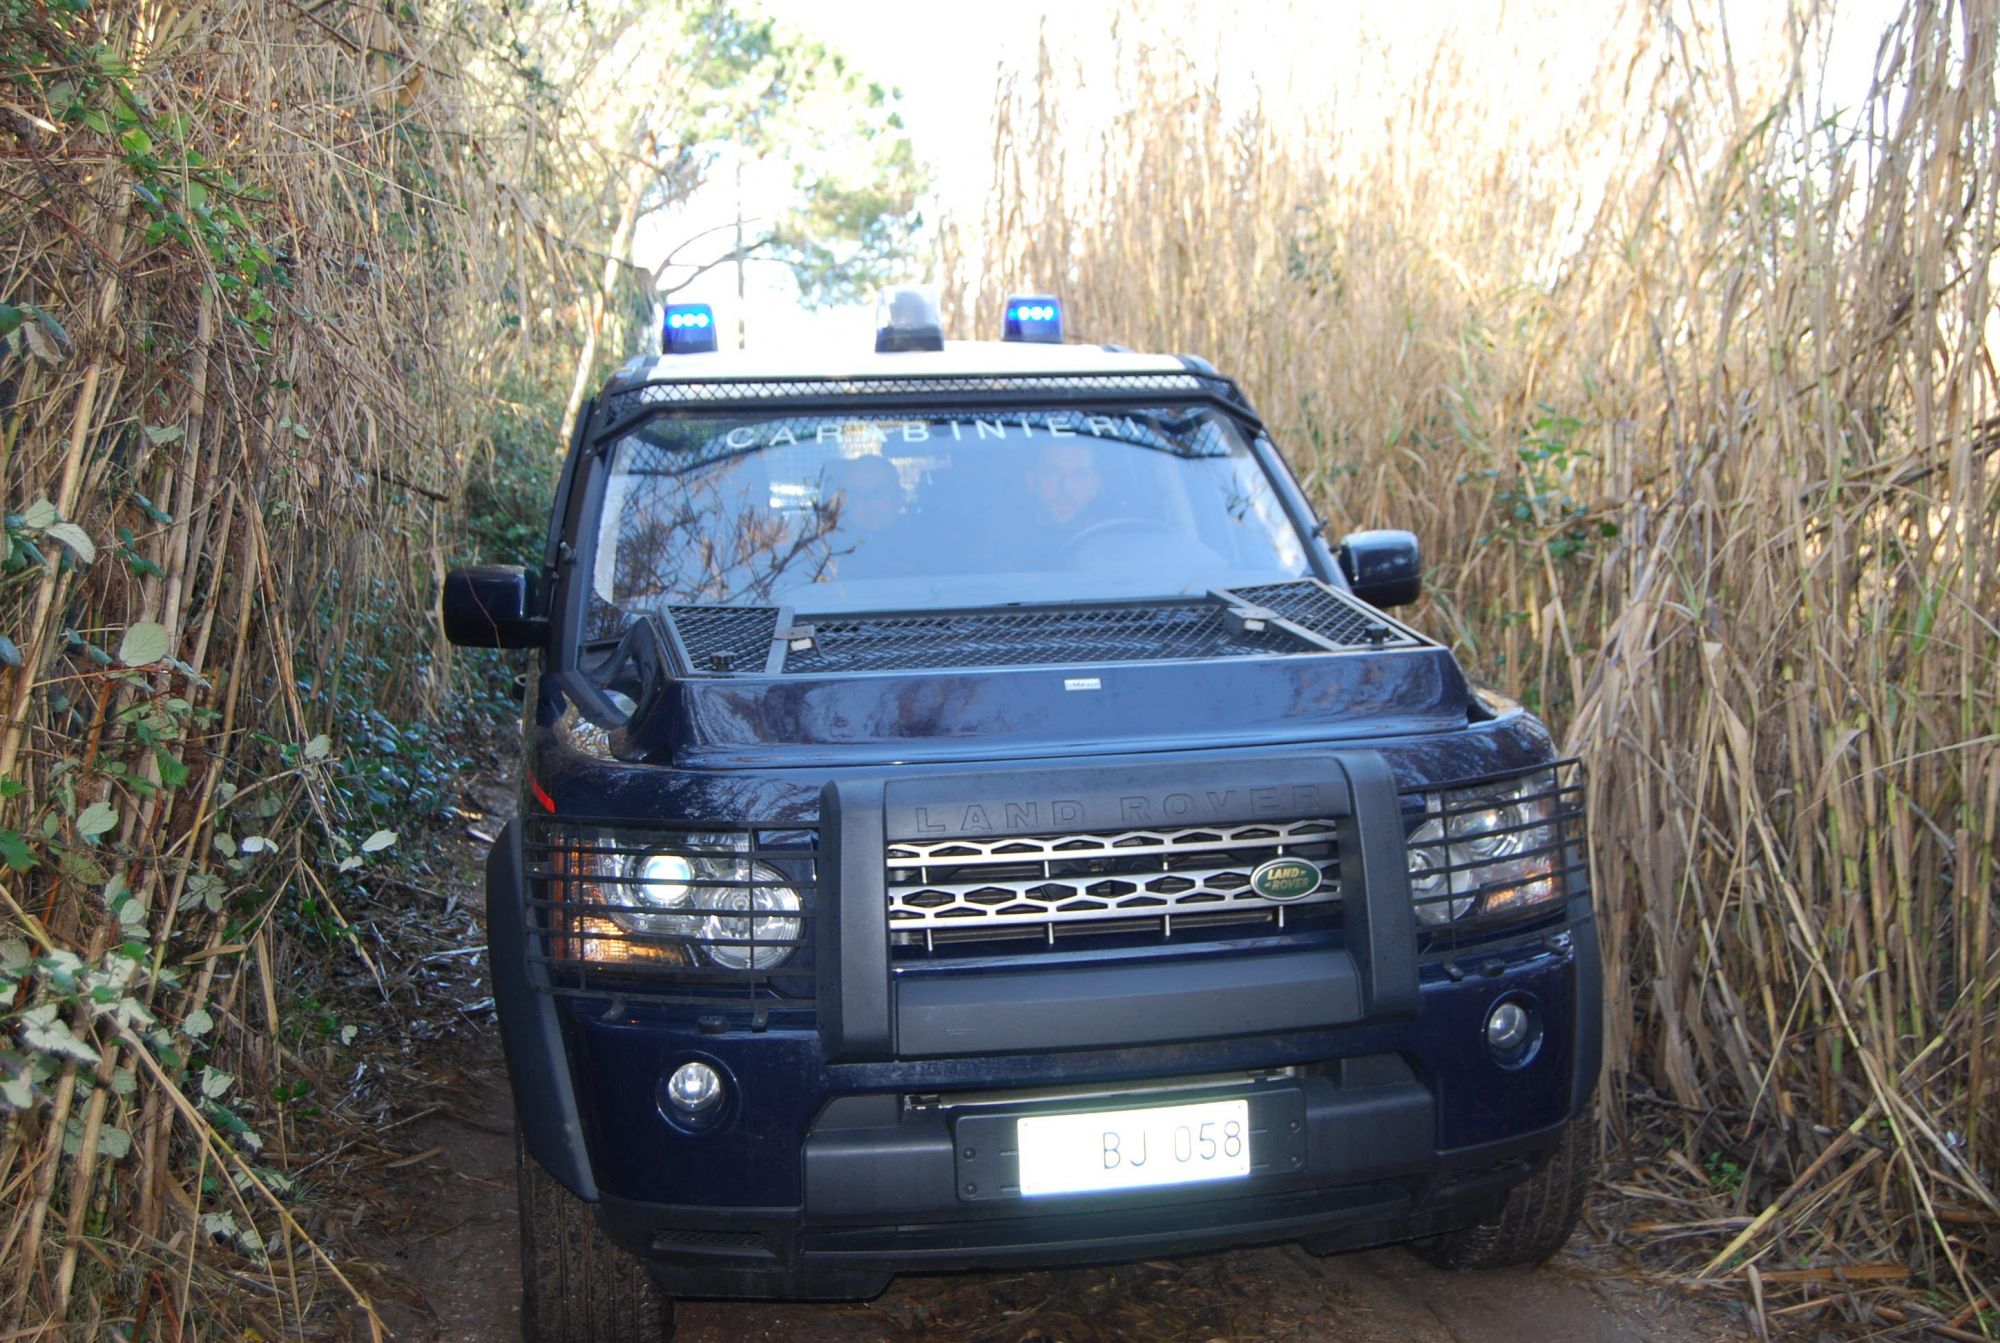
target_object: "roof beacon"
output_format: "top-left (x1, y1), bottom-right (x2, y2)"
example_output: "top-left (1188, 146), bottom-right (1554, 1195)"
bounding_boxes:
top-left (663, 303), bottom-right (718, 355)
top-left (1003, 294), bottom-right (1063, 344)
top-left (874, 286), bottom-right (946, 353)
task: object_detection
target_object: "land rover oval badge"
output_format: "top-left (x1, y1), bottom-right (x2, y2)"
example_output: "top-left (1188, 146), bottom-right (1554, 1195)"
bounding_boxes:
top-left (1251, 857), bottom-right (1321, 901)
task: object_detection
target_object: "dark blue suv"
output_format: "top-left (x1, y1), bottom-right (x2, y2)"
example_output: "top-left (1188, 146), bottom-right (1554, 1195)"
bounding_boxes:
top-left (445, 294), bottom-right (1600, 1341)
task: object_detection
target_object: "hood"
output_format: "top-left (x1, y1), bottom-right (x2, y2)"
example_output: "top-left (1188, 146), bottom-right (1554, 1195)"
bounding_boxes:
top-left (593, 583), bottom-right (1471, 768)
top-left (615, 646), bottom-right (1469, 768)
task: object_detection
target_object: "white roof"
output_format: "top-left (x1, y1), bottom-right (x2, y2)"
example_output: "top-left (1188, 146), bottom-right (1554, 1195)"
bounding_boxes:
top-left (616, 340), bottom-right (1192, 386)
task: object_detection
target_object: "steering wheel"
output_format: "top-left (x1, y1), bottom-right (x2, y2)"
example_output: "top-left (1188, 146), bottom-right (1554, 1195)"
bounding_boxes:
top-left (1062, 516), bottom-right (1182, 555)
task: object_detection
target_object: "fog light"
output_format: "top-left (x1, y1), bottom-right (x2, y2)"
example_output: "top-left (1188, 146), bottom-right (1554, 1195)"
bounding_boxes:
top-left (666, 1061), bottom-right (724, 1114)
top-left (1484, 999), bottom-right (1541, 1066)
top-left (1487, 1002), bottom-right (1529, 1051)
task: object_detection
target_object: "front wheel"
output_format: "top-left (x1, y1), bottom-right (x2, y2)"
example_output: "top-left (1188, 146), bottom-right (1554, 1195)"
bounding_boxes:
top-left (1411, 1110), bottom-right (1595, 1270)
top-left (517, 1135), bottom-right (675, 1342)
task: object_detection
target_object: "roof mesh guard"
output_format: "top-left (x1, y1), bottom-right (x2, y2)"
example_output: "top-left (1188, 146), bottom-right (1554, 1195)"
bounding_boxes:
top-left (597, 371), bottom-right (1244, 430)
top-left (657, 581), bottom-right (1419, 676)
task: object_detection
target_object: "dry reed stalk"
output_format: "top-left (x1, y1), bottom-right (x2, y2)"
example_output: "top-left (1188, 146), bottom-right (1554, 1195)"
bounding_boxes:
top-left (953, 0), bottom-right (2000, 1326)
top-left (0, 0), bottom-right (592, 1334)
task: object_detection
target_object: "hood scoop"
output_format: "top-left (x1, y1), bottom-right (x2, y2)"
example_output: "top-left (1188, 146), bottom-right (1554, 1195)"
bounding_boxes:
top-left (655, 581), bottom-right (1420, 678)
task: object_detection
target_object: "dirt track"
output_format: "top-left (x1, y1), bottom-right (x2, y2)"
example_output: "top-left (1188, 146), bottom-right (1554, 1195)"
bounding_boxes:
top-left (353, 782), bottom-right (1743, 1343)
top-left (369, 1056), bottom-right (1736, 1343)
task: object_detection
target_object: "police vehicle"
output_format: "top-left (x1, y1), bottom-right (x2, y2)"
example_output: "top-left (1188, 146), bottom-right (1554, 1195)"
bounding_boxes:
top-left (445, 289), bottom-right (1601, 1340)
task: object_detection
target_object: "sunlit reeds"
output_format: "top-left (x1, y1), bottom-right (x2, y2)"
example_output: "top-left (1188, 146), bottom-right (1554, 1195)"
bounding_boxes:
top-left (956, 0), bottom-right (1999, 1325)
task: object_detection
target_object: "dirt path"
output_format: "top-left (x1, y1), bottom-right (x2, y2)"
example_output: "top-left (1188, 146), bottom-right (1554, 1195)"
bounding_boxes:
top-left (371, 1049), bottom-right (1735, 1343)
top-left (354, 780), bottom-right (1744, 1343)
top-left (369, 1047), bottom-right (1735, 1343)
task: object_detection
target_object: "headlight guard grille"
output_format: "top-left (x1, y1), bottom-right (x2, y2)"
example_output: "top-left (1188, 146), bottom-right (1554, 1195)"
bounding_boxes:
top-left (521, 816), bottom-right (817, 1024)
top-left (1403, 761), bottom-right (1588, 947)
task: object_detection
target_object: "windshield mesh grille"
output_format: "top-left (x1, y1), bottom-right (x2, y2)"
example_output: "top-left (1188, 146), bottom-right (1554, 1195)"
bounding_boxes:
top-left (666, 605), bottom-right (776, 672)
top-left (1232, 581), bottom-right (1404, 649)
top-left (651, 582), bottom-right (1420, 676)
top-left (781, 603), bottom-right (1296, 673)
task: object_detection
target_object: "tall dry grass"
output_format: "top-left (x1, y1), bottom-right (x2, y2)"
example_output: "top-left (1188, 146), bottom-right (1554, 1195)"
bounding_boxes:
top-left (955, 0), bottom-right (1999, 1321)
top-left (0, 2), bottom-right (602, 1335)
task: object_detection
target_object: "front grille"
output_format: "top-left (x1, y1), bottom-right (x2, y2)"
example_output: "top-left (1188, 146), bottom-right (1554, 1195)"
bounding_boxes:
top-left (522, 817), bottom-right (816, 1023)
top-left (653, 582), bottom-right (1420, 677)
top-left (886, 818), bottom-right (1341, 952)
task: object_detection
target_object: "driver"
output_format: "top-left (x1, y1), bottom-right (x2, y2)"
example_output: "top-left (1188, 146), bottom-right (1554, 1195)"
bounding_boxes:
top-left (824, 452), bottom-right (906, 535)
top-left (1026, 439), bottom-right (1103, 529)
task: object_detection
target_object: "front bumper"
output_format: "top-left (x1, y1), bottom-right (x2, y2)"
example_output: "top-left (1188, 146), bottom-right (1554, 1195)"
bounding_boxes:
top-left (599, 1115), bottom-right (1566, 1300)
top-left (489, 740), bottom-right (1603, 1300)
top-left (561, 928), bottom-right (1593, 1299)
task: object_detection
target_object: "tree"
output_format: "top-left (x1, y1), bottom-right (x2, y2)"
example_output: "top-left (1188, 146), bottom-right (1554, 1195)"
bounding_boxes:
top-left (488, 1), bottom-right (928, 442)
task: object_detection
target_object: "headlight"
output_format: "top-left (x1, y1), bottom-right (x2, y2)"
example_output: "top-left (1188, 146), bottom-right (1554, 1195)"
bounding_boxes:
top-left (611, 838), bottom-right (803, 970)
top-left (1408, 817), bottom-right (1475, 924)
top-left (1406, 769), bottom-right (1570, 926)
top-left (617, 852), bottom-right (696, 936)
top-left (697, 863), bottom-right (803, 971)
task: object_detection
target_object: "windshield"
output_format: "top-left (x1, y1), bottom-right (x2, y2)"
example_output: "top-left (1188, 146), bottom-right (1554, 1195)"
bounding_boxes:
top-left (585, 405), bottom-right (1310, 640)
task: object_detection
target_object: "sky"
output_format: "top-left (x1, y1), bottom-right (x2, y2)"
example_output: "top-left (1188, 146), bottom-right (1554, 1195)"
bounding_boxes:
top-left (632, 0), bottom-right (1908, 357)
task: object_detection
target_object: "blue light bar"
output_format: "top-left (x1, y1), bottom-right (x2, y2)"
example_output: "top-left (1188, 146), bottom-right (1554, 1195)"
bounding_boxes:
top-left (1003, 293), bottom-right (1063, 344)
top-left (663, 303), bottom-right (717, 354)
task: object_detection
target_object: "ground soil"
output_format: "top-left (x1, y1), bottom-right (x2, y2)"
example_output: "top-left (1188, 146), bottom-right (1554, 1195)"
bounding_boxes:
top-left (347, 775), bottom-right (1749, 1343)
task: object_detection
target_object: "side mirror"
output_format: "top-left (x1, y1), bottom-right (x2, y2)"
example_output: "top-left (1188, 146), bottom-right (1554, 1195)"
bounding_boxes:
top-left (443, 565), bottom-right (547, 648)
top-left (1336, 530), bottom-right (1422, 608)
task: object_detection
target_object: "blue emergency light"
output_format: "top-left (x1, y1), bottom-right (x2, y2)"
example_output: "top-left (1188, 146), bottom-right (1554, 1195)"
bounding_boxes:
top-left (1003, 294), bottom-right (1063, 344)
top-left (663, 303), bottom-right (717, 354)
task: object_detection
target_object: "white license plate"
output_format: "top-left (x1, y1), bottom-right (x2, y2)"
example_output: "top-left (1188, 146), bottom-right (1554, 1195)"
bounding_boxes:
top-left (1016, 1098), bottom-right (1251, 1197)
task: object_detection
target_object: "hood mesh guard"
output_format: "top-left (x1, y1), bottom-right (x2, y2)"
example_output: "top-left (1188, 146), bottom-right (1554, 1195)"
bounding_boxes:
top-left (651, 580), bottom-right (1421, 677)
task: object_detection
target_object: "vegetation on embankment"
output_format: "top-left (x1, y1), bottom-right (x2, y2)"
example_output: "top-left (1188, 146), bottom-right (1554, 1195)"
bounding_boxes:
top-left (956, 1), bottom-right (1998, 1328)
top-left (0, 1), bottom-right (919, 1336)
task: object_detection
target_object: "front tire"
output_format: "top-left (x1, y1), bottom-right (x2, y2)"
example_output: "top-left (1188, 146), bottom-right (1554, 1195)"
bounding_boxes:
top-left (517, 1135), bottom-right (675, 1342)
top-left (1412, 1110), bottom-right (1595, 1270)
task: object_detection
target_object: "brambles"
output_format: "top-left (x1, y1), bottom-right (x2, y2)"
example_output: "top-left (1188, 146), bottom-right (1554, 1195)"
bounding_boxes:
top-left (0, 1), bottom-right (548, 1335)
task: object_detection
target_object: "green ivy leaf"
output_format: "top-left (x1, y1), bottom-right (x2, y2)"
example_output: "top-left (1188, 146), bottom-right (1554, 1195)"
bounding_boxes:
top-left (360, 829), bottom-right (397, 854)
top-left (0, 831), bottom-right (36, 872)
top-left (19, 1004), bottom-right (100, 1064)
top-left (154, 748), bottom-right (189, 789)
top-left (58, 847), bottom-right (107, 885)
top-left (75, 801), bottom-right (118, 839)
top-left (117, 622), bottom-right (170, 667)
top-left (44, 523), bottom-right (95, 564)
top-left (0, 1052), bottom-right (35, 1111)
